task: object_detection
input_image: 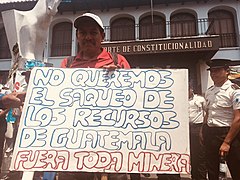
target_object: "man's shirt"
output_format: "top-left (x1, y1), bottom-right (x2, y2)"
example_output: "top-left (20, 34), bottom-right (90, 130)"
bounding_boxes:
top-left (61, 48), bottom-right (130, 69)
top-left (189, 94), bottom-right (206, 124)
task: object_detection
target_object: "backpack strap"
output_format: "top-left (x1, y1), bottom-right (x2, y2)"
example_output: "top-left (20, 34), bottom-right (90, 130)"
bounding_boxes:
top-left (110, 52), bottom-right (118, 66)
top-left (66, 56), bottom-right (76, 68)
top-left (109, 52), bottom-right (125, 68)
top-left (66, 54), bottom-right (121, 68)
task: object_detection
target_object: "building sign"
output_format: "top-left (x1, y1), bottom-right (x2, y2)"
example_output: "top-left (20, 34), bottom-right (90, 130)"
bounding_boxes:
top-left (11, 67), bottom-right (190, 174)
top-left (103, 36), bottom-right (219, 55)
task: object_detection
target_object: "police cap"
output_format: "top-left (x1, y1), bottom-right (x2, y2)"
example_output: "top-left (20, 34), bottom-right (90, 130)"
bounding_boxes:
top-left (206, 59), bottom-right (232, 70)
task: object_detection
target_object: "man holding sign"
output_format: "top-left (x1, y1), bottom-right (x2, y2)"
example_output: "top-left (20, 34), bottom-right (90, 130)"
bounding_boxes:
top-left (9, 12), bottom-right (189, 180)
top-left (60, 12), bottom-right (132, 180)
top-left (60, 13), bottom-right (130, 70)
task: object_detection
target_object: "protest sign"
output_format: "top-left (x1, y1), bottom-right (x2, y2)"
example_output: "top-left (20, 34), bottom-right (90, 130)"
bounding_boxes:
top-left (10, 67), bottom-right (190, 174)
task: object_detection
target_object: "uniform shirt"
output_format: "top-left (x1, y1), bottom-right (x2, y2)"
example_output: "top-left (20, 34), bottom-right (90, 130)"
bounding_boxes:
top-left (205, 80), bottom-right (240, 127)
top-left (60, 48), bottom-right (130, 68)
top-left (189, 94), bottom-right (206, 124)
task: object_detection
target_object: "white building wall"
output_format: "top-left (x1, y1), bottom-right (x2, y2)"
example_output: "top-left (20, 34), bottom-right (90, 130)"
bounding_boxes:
top-left (0, 0), bottom-right (240, 92)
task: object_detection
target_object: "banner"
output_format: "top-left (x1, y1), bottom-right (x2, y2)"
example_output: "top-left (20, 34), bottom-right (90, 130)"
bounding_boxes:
top-left (10, 67), bottom-right (190, 174)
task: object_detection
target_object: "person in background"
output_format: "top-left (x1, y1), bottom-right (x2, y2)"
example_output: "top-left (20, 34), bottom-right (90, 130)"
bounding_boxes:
top-left (60, 12), bottom-right (130, 180)
top-left (189, 85), bottom-right (207, 180)
top-left (0, 107), bottom-right (9, 174)
top-left (0, 63), bottom-right (49, 180)
top-left (0, 90), bottom-right (25, 179)
top-left (203, 59), bottom-right (240, 180)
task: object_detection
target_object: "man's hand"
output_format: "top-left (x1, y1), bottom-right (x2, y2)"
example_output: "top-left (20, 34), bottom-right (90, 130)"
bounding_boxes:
top-left (2, 92), bottom-right (26, 109)
top-left (219, 141), bottom-right (230, 157)
top-left (103, 64), bottom-right (121, 71)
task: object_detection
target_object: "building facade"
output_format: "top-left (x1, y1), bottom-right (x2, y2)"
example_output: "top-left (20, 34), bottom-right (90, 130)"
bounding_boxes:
top-left (0, 0), bottom-right (240, 93)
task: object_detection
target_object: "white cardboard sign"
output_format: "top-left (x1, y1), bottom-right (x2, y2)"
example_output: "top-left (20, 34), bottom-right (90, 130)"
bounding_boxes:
top-left (10, 67), bottom-right (190, 174)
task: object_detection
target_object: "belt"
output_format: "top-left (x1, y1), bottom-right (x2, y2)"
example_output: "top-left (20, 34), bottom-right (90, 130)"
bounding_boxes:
top-left (205, 125), bottom-right (230, 134)
top-left (189, 123), bottom-right (203, 127)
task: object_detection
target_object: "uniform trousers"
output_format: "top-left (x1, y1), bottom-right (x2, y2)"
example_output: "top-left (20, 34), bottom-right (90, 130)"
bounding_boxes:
top-left (204, 125), bottom-right (240, 180)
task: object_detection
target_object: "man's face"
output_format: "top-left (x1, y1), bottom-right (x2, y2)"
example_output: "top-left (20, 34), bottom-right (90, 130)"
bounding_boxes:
top-left (76, 20), bottom-right (105, 53)
top-left (209, 67), bottom-right (228, 85)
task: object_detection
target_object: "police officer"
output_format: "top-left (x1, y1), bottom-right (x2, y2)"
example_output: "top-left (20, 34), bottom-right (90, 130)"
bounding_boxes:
top-left (189, 86), bottom-right (207, 180)
top-left (203, 59), bottom-right (240, 180)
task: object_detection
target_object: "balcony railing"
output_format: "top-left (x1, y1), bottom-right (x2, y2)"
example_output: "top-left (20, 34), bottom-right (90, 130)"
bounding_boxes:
top-left (2, 18), bottom-right (237, 59)
top-left (103, 18), bottom-right (238, 48)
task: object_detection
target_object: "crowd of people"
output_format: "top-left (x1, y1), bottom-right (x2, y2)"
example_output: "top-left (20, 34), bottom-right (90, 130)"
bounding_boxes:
top-left (0, 12), bottom-right (239, 180)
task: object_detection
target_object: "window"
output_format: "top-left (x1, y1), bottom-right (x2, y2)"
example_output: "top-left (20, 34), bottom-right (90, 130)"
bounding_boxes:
top-left (0, 27), bottom-right (11, 59)
top-left (170, 13), bottom-right (197, 37)
top-left (139, 15), bottom-right (166, 40)
top-left (208, 10), bottom-right (237, 47)
top-left (51, 22), bottom-right (72, 56)
top-left (111, 17), bottom-right (135, 41)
